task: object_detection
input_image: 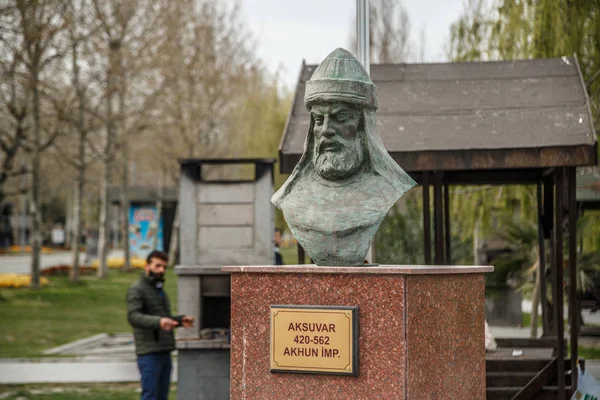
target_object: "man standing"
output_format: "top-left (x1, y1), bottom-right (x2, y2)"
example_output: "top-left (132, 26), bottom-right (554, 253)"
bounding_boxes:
top-left (127, 250), bottom-right (193, 400)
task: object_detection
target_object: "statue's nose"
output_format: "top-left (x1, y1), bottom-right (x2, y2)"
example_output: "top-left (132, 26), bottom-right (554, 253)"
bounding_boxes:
top-left (322, 118), bottom-right (335, 137)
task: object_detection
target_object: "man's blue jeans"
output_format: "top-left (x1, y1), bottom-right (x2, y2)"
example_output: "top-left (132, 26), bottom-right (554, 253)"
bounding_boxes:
top-left (137, 351), bottom-right (172, 400)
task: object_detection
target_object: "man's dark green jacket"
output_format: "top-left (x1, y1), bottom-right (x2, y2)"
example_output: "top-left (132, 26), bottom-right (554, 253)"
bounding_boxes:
top-left (127, 273), bottom-right (183, 355)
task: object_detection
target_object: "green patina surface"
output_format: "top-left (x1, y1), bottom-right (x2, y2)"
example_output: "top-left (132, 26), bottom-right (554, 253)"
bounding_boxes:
top-left (272, 48), bottom-right (415, 266)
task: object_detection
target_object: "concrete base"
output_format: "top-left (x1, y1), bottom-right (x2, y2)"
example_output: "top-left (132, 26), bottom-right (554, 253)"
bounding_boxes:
top-left (177, 345), bottom-right (230, 400)
top-left (224, 264), bottom-right (492, 400)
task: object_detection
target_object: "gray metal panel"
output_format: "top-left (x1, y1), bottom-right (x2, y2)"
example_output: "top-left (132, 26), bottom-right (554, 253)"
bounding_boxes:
top-left (198, 227), bottom-right (254, 249)
top-left (180, 172), bottom-right (198, 264)
top-left (198, 204), bottom-right (254, 226)
top-left (177, 276), bottom-right (201, 340)
top-left (177, 349), bottom-right (230, 400)
top-left (198, 183), bottom-right (254, 204)
top-left (253, 163), bottom-right (275, 265)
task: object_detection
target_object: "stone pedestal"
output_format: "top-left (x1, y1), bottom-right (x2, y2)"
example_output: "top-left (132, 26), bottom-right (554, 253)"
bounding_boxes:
top-left (224, 265), bottom-right (492, 400)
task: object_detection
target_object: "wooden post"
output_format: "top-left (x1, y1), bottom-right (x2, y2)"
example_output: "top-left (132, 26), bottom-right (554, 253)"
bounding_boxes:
top-left (553, 168), bottom-right (566, 400)
top-left (543, 175), bottom-right (554, 335)
top-left (444, 183), bottom-right (451, 264)
top-left (568, 167), bottom-right (578, 391)
top-left (537, 181), bottom-right (549, 336)
top-left (422, 172), bottom-right (432, 265)
top-left (433, 171), bottom-right (444, 265)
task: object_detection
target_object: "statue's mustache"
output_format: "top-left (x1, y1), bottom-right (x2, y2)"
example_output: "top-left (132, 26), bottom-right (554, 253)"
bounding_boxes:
top-left (317, 139), bottom-right (344, 154)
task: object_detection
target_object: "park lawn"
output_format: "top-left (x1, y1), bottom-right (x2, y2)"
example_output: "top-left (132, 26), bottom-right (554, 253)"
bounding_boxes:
top-left (0, 383), bottom-right (176, 399)
top-left (0, 268), bottom-right (178, 358)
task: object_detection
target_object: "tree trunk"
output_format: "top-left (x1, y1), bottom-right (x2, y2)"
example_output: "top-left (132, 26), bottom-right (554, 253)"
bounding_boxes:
top-left (30, 72), bottom-right (41, 289)
top-left (97, 162), bottom-right (111, 278)
top-left (70, 36), bottom-right (86, 282)
top-left (121, 142), bottom-right (131, 271)
top-left (70, 165), bottom-right (84, 281)
top-left (530, 259), bottom-right (541, 338)
top-left (119, 64), bottom-right (131, 271)
top-left (98, 44), bottom-right (118, 278)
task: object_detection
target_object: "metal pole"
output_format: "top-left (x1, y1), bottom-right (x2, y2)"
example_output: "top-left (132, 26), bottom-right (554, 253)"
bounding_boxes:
top-left (357, 0), bottom-right (372, 262)
top-left (356, 0), bottom-right (370, 75)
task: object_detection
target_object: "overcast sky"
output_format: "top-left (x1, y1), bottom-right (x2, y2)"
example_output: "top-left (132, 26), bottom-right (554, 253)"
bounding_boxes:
top-left (240, 0), bottom-right (465, 88)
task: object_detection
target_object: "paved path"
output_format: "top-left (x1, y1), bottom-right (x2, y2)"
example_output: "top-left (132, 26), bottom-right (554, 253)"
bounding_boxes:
top-left (0, 250), bottom-right (124, 274)
top-left (0, 358), bottom-right (177, 384)
top-left (522, 299), bottom-right (600, 325)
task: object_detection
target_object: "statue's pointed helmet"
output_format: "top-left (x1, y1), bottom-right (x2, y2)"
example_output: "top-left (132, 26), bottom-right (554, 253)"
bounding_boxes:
top-left (304, 48), bottom-right (378, 110)
top-left (272, 47), bottom-right (416, 209)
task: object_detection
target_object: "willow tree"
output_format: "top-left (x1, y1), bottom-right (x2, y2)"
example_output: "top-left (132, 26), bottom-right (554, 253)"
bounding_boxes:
top-left (447, 0), bottom-right (600, 249)
top-left (448, 0), bottom-right (600, 334)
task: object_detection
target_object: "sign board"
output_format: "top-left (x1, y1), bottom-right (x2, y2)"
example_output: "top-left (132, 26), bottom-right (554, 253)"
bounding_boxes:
top-left (128, 204), bottom-right (163, 260)
top-left (270, 305), bottom-right (358, 376)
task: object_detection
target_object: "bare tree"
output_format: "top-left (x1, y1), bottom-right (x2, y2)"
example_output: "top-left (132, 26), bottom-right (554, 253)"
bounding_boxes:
top-left (2, 0), bottom-right (70, 288)
top-left (49, 0), bottom-right (104, 282)
top-left (0, 33), bottom-right (30, 205)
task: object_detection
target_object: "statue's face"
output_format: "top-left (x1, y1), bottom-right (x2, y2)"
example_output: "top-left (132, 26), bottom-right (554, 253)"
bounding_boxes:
top-left (310, 102), bottom-right (364, 181)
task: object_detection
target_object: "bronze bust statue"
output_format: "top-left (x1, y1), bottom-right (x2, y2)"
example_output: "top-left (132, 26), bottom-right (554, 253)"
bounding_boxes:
top-left (272, 48), bottom-right (415, 266)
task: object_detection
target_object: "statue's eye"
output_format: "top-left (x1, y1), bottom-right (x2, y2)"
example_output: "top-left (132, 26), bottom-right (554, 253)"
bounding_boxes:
top-left (313, 115), bottom-right (324, 125)
top-left (335, 113), bottom-right (348, 122)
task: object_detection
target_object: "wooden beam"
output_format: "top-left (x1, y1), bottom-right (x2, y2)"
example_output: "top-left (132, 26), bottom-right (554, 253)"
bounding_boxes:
top-left (512, 358), bottom-right (557, 400)
top-left (495, 337), bottom-right (562, 349)
top-left (422, 172), bottom-right (432, 265)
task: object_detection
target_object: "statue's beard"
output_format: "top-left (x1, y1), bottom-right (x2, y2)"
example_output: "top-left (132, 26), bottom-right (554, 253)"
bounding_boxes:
top-left (313, 133), bottom-right (364, 181)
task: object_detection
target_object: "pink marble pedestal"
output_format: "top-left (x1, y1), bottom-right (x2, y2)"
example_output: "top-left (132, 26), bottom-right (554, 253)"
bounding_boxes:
top-left (223, 264), bottom-right (493, 400)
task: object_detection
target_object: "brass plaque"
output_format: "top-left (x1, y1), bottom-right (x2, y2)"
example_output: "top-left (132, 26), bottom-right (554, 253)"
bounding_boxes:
top-left (270, 305), bottom-right (358, 376)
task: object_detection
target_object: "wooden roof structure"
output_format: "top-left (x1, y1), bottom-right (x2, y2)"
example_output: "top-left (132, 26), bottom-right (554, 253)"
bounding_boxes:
top-left (280, 56), bottom-right (598, 398)
top-left (279, 57), bottom-right (597, 180)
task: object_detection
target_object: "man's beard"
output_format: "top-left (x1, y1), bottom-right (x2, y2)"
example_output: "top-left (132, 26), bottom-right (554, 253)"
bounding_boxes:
top-left (148, 270), bottom-right (165, 282)
top-left (313, 134), bottom-right (364, 181)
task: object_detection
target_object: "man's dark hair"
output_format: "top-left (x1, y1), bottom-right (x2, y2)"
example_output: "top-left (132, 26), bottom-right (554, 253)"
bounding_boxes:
top-left (146, 250), bottom-right (168, 265)
top-left (275, 227), bottom-right (282, 234)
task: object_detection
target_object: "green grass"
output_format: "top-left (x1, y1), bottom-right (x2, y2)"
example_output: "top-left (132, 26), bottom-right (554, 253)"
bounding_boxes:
top-left (0, 269), bottom-right (177, 358)
top-left (279, 244), bottom-right (310, 264)
top-left (522, 312), bottom-right (543, 328)
top-left (0, 383), bottom-right (176, 399)
top-left (579, 345), bottom-right (600, 360)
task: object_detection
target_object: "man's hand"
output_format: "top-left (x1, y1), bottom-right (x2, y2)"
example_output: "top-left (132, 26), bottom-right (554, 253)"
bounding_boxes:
top-left (182, 316), bottom-right (194, 328)
top-left (159, 317), bottom-right (179, 331)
